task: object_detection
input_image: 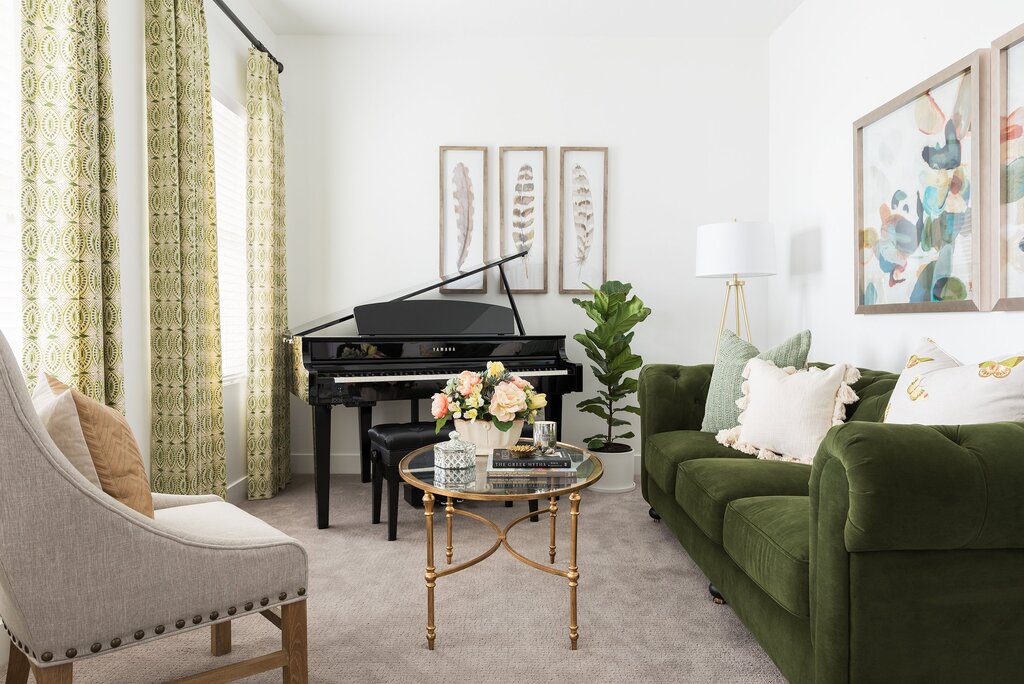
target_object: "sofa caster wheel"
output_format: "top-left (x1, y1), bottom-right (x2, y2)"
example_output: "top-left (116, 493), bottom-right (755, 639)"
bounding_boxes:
top-left (649, 507), bottom-right (661, 521)
top-left (709, 583), bottom-right (726, 605)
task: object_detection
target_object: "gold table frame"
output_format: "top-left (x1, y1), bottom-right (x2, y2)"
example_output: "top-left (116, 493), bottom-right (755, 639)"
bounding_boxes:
top-left (399, 444), bottom-right (603, 651)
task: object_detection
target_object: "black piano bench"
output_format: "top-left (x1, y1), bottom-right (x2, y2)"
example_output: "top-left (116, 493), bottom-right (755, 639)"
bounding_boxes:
top-left (369, 422), bottom-right (540, 540)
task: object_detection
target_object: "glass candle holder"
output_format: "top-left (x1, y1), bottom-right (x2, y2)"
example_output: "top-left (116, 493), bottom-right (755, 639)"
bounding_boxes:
top-left (533, 421), bottom-right (557, 454)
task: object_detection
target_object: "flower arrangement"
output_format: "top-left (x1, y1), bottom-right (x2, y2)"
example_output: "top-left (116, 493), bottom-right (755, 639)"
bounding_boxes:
top-left (432, 361), bottom-right (547, 432)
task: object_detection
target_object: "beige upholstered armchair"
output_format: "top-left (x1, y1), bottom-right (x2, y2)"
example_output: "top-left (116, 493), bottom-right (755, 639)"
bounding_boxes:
top-left (0, 335), bottom-right (309, 683)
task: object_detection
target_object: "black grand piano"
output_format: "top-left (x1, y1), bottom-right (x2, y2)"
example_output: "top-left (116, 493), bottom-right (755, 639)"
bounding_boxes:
top-left (288, 252), bottom-right (583, 529)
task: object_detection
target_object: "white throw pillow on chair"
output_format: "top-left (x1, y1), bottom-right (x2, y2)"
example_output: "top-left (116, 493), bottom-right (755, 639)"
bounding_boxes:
top-left (31, 376), bottom-right (103, 488)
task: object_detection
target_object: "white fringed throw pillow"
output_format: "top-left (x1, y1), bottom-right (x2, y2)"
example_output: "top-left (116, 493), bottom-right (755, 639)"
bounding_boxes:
top-left (716, 359), bottom-right (860, 464)
top-left (885, 338), bottom-right (1024, 425)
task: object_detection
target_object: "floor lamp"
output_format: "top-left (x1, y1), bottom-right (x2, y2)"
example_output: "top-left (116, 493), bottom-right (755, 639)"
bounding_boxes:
top-left (695, 222), bottom-right (776, 359)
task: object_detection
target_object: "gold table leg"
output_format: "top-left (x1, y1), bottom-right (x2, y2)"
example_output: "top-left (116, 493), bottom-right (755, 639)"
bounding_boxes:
top-left (548, 497), bottom-right (558, 563)
top-left (424, 492), bottom-right (436, 650)
top-left (445, 497), bottom-right (454, 565)
top-left (568, 491), bottom-right (581, 650)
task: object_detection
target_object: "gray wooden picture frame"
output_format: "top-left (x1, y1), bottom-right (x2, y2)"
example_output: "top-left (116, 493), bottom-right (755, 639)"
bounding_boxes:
top-left (852, 50), bottom-right (988, 314)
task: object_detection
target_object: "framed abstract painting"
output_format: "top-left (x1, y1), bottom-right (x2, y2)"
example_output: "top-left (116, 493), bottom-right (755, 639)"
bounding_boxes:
top-left (499, 146), bottom-right (548, 293)
top-left (992, 23), bottom-right (1024, 310)
top-left (853, 50), bottom-right (987, 314)
top-left (439, 146), bottom-right (488, 294)
top-left (559, 147), bottom-right (608, 294)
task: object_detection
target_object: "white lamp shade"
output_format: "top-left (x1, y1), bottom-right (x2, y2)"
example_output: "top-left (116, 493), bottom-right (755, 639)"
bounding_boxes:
top-left (694, 221), bottom-right (776, 278)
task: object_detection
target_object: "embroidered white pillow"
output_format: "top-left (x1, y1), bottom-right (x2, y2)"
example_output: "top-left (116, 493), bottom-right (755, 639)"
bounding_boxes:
top-left (716, 359), bottom-right (860, 464)
top-left (885, 338), bottom-right (1024, 425)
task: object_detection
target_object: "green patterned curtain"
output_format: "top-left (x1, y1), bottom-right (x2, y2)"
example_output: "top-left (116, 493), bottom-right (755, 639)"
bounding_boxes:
top-left (246, 49), bottom-right (290, 499)
top-left (145, 0), bottom-right (226, 496)
top-left (20, 0), bottom-right (125, 411)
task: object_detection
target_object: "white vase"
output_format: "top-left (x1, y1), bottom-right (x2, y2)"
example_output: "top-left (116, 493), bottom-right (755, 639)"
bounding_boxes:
top-left (453, 419), bottom-right (524, 455)
top-left (590, 447), bottom-right (637, 493)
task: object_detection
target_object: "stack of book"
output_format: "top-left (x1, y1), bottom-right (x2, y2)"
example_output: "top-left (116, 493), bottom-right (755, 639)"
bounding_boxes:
top-left (486, 448), bottom-right (582, 487)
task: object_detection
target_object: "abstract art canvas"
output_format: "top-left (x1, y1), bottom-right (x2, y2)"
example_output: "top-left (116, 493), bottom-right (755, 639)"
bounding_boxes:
top-left (993, 23), bottom-right (1024, 310)
top-left (439, 146), bottom-right (488, 293)
top-left (559, 147), bottom-right (608, 294)
top-left (854, 51), bottom-right (985, 314)
top-left (499, 147), bottom-right (547, 293)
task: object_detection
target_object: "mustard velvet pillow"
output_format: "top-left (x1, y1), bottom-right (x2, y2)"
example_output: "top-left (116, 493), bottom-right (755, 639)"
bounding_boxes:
top-left (885, 339), bottom-right (1024, 425)
top-left (45, 375), bottom-right (155, 518)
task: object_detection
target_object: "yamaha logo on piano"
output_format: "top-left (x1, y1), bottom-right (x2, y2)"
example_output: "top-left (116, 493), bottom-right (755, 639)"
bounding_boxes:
top-left (431, 346), bottom-right (456, 353)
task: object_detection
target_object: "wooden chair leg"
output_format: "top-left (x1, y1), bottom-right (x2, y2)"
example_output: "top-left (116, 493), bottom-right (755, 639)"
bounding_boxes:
top-left (281, 601), bottom-right (308, 684)
top-left (211, 621), bottom-right (232, 656)
top-left (29, 664), bottom-right (72, 684)
top-left (5, 641), bottom-right (30, 684)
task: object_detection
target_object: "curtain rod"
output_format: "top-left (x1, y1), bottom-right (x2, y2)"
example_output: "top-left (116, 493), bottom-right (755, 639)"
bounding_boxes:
top-left (212, 0), bottom-right (284, 73)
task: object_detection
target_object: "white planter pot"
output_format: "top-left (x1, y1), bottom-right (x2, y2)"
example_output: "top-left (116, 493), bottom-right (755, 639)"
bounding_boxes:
top-left (453, 419), bottom-right (524, 455)
top-left (590, 447), bottom-right (636, 493)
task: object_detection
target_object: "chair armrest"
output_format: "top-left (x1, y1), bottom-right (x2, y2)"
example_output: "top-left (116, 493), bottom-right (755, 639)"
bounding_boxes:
top-left (151, 492), bottom-right (223, 510)
top-left (812, 421), bottom-right (1024, 552)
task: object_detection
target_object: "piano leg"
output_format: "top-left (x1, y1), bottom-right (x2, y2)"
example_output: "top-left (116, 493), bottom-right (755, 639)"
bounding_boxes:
top-left (548, 393), bottom-right (565, 441)
top-left (313, 404), bottom-right (332, 529)
top-left (359, 405), bottom-right (372, 483)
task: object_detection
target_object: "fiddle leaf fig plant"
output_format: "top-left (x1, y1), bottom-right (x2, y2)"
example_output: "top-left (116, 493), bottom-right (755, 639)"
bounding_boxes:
top-left (571, 281), bottom-right (652, 451)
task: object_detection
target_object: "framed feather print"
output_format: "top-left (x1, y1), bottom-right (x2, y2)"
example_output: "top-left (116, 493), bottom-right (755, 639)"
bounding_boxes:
top-left (992, 22), bottom-right (1024, 310)
top-left (853, 50), bottom-right (986, 314)
top-left (440, 146), bottom-right (488, 294)
top-left (499, 147), bottom-right (548, 293)
top-left (559, 147), bottom-right (608, 294)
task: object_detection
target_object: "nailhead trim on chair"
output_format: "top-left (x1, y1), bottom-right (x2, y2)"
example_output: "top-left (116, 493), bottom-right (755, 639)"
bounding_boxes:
top-left (6, 588), bottom-right (308, 665)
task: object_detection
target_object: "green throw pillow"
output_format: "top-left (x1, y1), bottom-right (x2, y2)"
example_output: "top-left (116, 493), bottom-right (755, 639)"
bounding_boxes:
top-left (700, 329), bottom-right (812, 433)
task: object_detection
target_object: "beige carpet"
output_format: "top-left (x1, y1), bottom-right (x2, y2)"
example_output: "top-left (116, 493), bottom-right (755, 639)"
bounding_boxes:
top-left (4, 475), bottom-right (784, 683)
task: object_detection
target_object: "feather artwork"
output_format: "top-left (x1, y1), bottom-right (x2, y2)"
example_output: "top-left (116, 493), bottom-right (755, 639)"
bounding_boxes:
top-left (572, 164), bottom-right (594, 275)
top-left (451, 162), bottom-right (475, 272)
top-left (511, 164), bottom-right (536, 276)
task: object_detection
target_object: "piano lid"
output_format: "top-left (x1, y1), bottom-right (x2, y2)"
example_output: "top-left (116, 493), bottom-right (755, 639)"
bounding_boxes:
top-left (290, 251), bottom-right (527, 337)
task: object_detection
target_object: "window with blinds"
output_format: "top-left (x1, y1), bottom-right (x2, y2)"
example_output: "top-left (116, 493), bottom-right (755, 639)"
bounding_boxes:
top-left (212, 97), bottom-right (248, 382)
top-left (0, 0), bottom-right (21, 362)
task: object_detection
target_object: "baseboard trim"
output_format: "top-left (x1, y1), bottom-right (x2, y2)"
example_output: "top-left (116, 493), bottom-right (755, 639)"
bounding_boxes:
top-left (226, 476), bottom-right (248, 504)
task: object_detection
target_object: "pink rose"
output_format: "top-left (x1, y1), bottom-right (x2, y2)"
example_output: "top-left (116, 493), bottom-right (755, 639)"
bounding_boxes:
top-left (488, 382), bottom-right (528, 422)
top-left (509, 374), bottom-right (531, 390)
top-left (456, 370), bottom-right (482, 397)
top-left (431, 393), bottom-right (450, 419)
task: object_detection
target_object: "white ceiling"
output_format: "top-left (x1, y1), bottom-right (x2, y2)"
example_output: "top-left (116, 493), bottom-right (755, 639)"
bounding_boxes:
top-left (247, 0), bottom-right (804, 37)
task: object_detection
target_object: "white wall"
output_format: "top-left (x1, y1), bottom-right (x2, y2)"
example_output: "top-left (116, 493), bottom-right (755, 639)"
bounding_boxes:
top-left (280, 35), bottom-right (772, 472)
top-left (768, 0), bottom-right (1024, 371)
top-left (103, 0), bottom-right (278, 502)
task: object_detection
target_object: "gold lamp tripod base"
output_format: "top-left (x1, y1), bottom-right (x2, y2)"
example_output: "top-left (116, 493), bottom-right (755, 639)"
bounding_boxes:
top-left (714, 274), bottom-right (753, 359)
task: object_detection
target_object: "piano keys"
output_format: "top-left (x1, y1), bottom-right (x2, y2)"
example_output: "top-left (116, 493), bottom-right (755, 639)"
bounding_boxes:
top-left (288, 252), bottom-right (583, 529)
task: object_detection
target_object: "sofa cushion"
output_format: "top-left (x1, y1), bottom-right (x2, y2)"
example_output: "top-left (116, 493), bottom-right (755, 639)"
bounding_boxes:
top-left (676, 459), bottom-right (811, 544)
top-left (645, 430), bottom-right (746, 496)
top-left (809, 364), bottom-right (897, 423)
top-left (724, 496), bottom-right (810, 618)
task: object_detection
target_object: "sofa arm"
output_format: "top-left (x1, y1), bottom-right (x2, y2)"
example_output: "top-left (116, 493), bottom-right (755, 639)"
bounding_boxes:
top-left (812, 421), bottom-right (1024, 552)
top-left (639, 364), bottom-right (713, 438)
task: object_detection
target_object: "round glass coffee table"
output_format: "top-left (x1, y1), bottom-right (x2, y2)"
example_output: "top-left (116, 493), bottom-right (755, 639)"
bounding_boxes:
top-left (399, 441), bottom-right (603, 651)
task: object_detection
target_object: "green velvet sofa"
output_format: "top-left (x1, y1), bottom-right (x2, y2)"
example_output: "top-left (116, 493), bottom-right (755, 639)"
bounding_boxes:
top-left (638, 362), bottom-right (1024, 683)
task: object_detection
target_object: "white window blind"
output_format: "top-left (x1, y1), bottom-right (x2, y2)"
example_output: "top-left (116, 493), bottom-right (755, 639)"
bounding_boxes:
top-left (0, 0), bottom-right (21, 363)
top-left (212, 97), bottom-right (247, 381)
